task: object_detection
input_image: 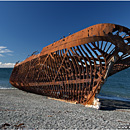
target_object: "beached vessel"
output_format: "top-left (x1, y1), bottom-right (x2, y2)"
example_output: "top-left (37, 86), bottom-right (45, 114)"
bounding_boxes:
top-left (10, 23), bottom-right (130, 109)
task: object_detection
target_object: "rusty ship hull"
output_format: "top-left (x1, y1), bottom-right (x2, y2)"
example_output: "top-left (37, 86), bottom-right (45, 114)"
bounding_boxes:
top-left (10, 23), bottom-right (130, 108)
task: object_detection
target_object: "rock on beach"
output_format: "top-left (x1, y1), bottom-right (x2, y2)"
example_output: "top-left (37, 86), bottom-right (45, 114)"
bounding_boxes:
top-left (0, 89), bottom-right (130, 129)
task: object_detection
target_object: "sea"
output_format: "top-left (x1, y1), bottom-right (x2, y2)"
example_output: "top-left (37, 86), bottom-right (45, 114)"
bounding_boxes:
top-left (0, 68), bottom-right (130, 102)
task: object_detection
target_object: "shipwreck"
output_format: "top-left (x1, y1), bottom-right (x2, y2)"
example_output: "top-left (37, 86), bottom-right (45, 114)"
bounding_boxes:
top-left (10, 23), bottom-right (130, 109)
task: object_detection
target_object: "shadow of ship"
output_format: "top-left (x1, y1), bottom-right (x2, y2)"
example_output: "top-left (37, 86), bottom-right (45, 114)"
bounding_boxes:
top-left (100, 99), bottom-right (130, 111)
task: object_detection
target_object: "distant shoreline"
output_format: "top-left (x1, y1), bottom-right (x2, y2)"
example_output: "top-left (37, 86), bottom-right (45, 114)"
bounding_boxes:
top-left (0, 67), bottom-right (14, 69)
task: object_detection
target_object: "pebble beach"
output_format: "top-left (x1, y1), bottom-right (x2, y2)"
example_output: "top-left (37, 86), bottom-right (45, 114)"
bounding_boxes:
top-left (0, 89), bottom-right (130, 129)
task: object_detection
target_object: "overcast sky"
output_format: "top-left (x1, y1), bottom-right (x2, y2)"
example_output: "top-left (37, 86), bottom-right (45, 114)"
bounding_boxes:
top-left (0, 1), bottom-right (130, 67)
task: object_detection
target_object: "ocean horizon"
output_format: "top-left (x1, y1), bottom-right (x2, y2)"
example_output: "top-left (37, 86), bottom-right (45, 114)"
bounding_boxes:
top-left (0, 68), bottom-right (130, 102)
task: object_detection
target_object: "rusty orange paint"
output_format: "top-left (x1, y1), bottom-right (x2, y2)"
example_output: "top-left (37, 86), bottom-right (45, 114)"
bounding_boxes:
top-left (10, 23), bottom-right (130, 107)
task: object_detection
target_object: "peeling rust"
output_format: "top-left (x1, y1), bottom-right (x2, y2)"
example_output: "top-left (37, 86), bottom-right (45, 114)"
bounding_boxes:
top-left (10, 23), bottom-right (130, 107)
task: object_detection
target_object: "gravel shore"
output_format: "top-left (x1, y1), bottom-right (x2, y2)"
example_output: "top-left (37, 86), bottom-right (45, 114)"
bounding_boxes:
top-left (0, 89), bottom-right (130, 129)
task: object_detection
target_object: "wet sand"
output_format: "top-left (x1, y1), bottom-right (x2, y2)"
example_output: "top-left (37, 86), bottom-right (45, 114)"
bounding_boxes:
top-left (0, 89), bottom-right (130, 129)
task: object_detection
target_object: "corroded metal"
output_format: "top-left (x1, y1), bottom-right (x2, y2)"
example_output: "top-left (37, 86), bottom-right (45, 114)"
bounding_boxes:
top-left (10, 23), bottom-right (130, 107)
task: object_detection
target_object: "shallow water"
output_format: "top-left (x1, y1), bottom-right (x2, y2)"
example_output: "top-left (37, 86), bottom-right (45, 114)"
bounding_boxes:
top-left (0, 68), bottom-right (130, 102)
top-left (0, 68), bottom-right (14, 89)
top-left (98, 68), bottom-right (130, 102)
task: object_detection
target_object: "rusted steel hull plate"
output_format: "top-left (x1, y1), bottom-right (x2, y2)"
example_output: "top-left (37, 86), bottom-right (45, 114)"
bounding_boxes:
top-left (10, 23), bottom-right (130, 108)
